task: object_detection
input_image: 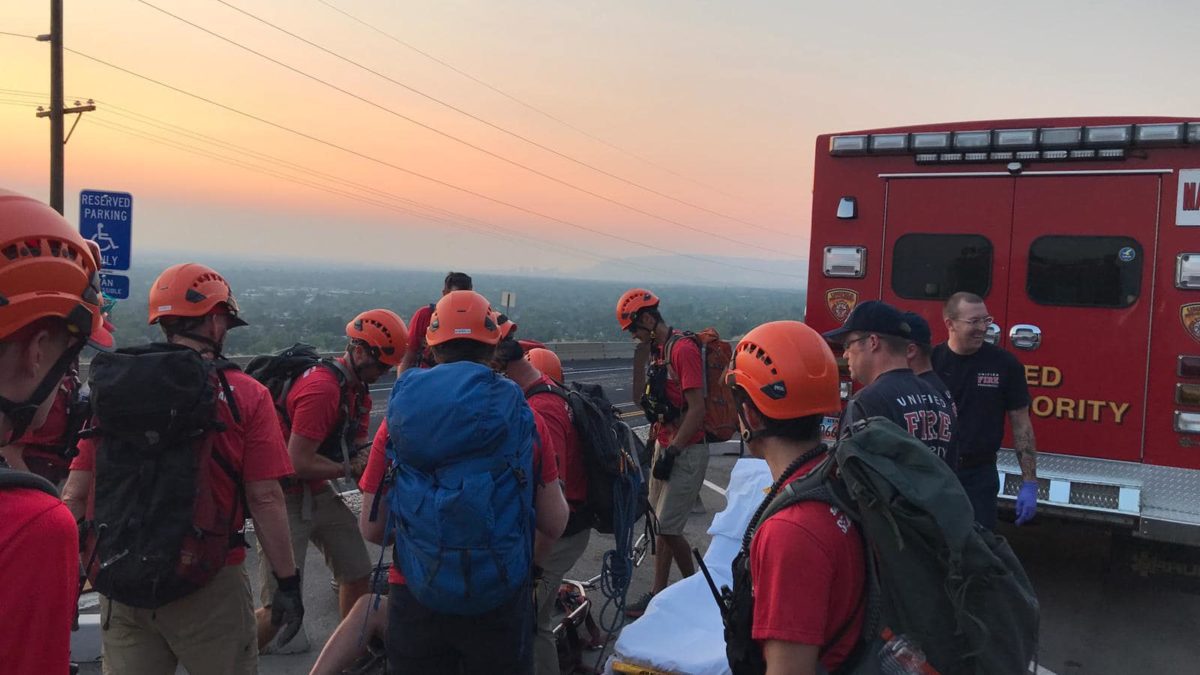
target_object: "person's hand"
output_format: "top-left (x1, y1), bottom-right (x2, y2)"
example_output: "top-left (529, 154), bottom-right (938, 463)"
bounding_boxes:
top-left (270, 570), bottom-right (305, 646)
top-left (1015, 481), bottom-right (1038, 525)
top-left (652, 446), bottom-right (678, 481)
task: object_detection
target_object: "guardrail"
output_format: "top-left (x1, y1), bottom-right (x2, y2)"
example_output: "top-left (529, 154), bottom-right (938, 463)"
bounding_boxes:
top-left (77, 342), bottom-right (634, 377)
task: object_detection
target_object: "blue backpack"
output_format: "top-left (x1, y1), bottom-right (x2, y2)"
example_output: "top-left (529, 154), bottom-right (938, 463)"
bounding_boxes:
top-left (384, 361), bottom-right (536, 615)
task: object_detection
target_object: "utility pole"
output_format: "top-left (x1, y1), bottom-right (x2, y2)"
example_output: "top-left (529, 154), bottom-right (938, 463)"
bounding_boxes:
top-left (36, 0), bottom-right (94, 215)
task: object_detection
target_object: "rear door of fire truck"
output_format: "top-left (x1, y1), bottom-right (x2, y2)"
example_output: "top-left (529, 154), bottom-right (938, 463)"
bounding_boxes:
top-left (1006, 173), bottom-right (1160, 463)
top-left (879, 177), bottom-right (1012, 338)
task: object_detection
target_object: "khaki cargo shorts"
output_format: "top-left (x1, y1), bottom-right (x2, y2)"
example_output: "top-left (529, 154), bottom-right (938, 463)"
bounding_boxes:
top-left (258, 487), bottom-right (372, 605)
top-left (648, 442), bottom-right (709, 536)
top-left (100, 563), bottom-right (256, 675)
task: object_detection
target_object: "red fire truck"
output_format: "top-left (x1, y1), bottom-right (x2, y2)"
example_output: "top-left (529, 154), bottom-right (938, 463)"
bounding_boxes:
top-left (805, 116), bottom-right (1200, 545)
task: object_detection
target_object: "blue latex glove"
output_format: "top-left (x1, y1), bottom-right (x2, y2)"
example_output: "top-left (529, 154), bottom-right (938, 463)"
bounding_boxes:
top-left (1015, 481), bottom-right (1038, 525)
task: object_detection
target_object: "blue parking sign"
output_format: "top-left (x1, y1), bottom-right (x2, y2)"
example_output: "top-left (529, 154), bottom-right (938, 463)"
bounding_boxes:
top-left (80, 190), bottom-right (132, 271)
top-left (99, 273), bottom-right (130, 300)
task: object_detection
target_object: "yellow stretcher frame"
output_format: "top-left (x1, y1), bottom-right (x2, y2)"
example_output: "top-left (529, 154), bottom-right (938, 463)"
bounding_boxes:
top-left (610, 661), bottom-right (677, 675)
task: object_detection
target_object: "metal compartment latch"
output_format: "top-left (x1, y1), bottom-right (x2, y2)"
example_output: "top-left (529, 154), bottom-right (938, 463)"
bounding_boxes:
top-left (1009, 324), bottom-right (1042, 350)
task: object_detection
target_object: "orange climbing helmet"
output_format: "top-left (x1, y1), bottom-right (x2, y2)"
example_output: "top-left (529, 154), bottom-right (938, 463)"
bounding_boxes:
top-left (0, 189), bottom-right (112, 350)
top-left (525, 348), bottom-right (563, 384)
top-left (493, 312), bottom-right (518, 342)
top-left (426, 290), bottom-right (499, 347)
top-left (615, 288), bottom-right (659, 330)
top-left (725, 321), bottom-right (840, 421)
top-left (148, 263), bottom-right (247, 327)
top-left (347, 309), bottom-right (409, 367)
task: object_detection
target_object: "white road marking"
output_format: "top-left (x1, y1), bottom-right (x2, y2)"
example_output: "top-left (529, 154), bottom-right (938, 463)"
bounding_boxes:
top-left (564, 366), bottom-right (631, 375)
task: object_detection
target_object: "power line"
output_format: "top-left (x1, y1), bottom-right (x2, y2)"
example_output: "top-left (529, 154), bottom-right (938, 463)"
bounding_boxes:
top-left (312, 0), bottom-right (748, 204)
top-left (213, 0), bottom-right (801, 240)
top-left (72, 101), bottom-right (709, 281)
top-left (133, 0), bottom-right (799, 259)
top-left (4, 87), bottom-right (664, 275)
top-left (63, 45), bottom-right (808, 279)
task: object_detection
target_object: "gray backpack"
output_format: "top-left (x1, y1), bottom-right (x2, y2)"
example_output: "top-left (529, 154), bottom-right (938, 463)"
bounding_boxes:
top-left (737, 415), bottom-right (1039, 675)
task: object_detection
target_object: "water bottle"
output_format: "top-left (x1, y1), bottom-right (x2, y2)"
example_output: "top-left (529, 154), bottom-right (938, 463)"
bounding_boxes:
top-left (879, 634), bottom-right (928, 674)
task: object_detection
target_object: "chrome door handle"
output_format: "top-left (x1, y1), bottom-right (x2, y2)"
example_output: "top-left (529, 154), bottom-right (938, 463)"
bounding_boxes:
top-left (1009, 324), bottom-right (1041, 350)
top-left (985, 322), bottom-right (1001, 346)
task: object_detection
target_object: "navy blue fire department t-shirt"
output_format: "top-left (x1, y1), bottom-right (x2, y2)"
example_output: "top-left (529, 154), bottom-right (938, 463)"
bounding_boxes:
top-left (919, 370), bottom-right (954, 407)
top-left (931, 341), bottom-right (1031, 468)
top-left (844, 368), bottom-right (958, 468)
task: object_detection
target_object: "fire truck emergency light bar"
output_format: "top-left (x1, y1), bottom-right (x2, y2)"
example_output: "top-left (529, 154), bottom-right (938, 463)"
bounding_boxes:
top-left (830, 122), bottom-right (1200, 163)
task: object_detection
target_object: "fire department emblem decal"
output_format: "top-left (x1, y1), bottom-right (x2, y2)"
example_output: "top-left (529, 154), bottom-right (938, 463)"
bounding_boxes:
top-left (826, 288), bottom-right (859, 323)
top-left (1182, 304), bottom-right (1200, 343)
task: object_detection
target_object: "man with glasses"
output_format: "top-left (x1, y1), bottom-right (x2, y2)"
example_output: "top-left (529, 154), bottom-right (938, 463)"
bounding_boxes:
top-left (933, 292), bottom-right (1038, 530)
top-left (822, 300), bottom-right (957, 467)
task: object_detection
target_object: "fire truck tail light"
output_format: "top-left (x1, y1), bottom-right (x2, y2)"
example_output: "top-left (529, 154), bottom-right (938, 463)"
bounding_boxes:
top-left (1040, 127), bottom-right (1082, 148)
top-left (823, 246), bottom-right (866, 278)
top-left (830, 135), bottom-right (868, 155)
top-left (1135, 123), bottom-right (1183, 145)
top-left (1177, 254), bottom-right (1200, 289)
top-left (1178, 356), bottom-right (1200, 378)
top-left (1084, 125), bottom-right (1132, 146)
top-left (995, 129), bottom-right (1037, 149)
top-left (1176, 384), bottom-right (1200, 406)
top-left (1173, 411), bottom-right (1200, 434)
top-left (953, 131), bottom-right (991, 149)
top-left (870, 134), bottom-right (908, 153)
top-left (911, 132), bottom-right (951, 151)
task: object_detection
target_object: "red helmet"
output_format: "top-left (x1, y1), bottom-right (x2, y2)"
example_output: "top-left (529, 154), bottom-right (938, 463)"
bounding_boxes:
top-left (0, 189), bottom-right (112, 349)
top-left (148, 263), bottom-right (247, 327)
top-left (616, 288), bottom-right (659, 330)
top-left (725, 321), bottom-right (840, 420)
top-left (426, 291), bottom-right (499, 346)
top-left (347, 309), bottom-right (408, 367)
top-left (525, 348), bottom-right (563, 384)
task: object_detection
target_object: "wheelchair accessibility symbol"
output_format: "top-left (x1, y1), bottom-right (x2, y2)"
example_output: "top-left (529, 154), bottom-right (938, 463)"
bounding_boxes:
top-left (79, 189), bottom-right (132, 271)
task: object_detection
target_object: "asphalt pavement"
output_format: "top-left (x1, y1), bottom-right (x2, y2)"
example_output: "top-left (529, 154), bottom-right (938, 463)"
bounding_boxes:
top-left (76, 358), bottom-right (1200, 674)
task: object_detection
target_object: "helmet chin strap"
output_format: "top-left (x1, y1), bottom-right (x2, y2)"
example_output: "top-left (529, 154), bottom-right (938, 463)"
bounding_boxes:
top-left (179, 331), bottom-right (225, 358)
top-left (0, 340), bottom-right (84, 445)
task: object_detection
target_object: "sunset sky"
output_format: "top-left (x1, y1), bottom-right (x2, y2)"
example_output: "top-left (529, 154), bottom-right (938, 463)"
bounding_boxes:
top-left (3, 0), bottom-right (1198, 284)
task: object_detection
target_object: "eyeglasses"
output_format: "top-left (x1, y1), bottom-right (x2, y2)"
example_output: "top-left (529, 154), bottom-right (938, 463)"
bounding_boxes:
top-left (953, 315), bottom-right (993, 328)
top-left (842, 335), bottom-right (870, 351)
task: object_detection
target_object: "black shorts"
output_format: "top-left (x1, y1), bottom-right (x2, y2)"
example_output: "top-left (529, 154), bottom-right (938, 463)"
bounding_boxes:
top-left (385, 582), bottom-right (533, 675)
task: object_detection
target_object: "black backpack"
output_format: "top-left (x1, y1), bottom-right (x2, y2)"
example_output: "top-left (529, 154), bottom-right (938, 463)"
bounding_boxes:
top-left (718, 416), bottom-right (1039, 675)
top-left (82, 343), bottom-right (247, 609)
top-left (245, 343), bottom-right (362, 469)
top-left (525, 381), bottom-right (650, 535)
top-left (0, 466), bottom-right (59, 496)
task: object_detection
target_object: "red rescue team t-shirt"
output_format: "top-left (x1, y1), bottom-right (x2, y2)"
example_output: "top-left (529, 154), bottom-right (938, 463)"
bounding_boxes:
top-left (72, 369), bottom-right (293, 567)
top-left (751, 462), bottom-right (866, 671)
top-left (360, 401), bottom-right (559, 586)
top-left (654, 333), bottom-right (706, 448)
top-left (282, 358), bottom-right (370, 494)
top-left (0, 488), bottom-right (78, 675)
top-left (525, 375), bottom-right (587, 507)
top-left (17, 379), bottom-right (70, 446)
top-left (405, 304), bottom-right (435, 367)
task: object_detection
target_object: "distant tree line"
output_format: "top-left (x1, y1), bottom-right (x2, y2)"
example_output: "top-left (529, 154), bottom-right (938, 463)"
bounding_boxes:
top-left (105, 258), bottom-right (807, 356)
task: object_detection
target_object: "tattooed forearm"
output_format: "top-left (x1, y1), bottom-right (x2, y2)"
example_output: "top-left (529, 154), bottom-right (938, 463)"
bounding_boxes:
top-left (1014, 425), bottom-right (1037, 481)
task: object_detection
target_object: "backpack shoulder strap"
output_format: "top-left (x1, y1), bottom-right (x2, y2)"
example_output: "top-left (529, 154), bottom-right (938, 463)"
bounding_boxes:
top-left (525, 382), bottom-right (568, 402)
top-left (0, 466), bottom-right (60, 498)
